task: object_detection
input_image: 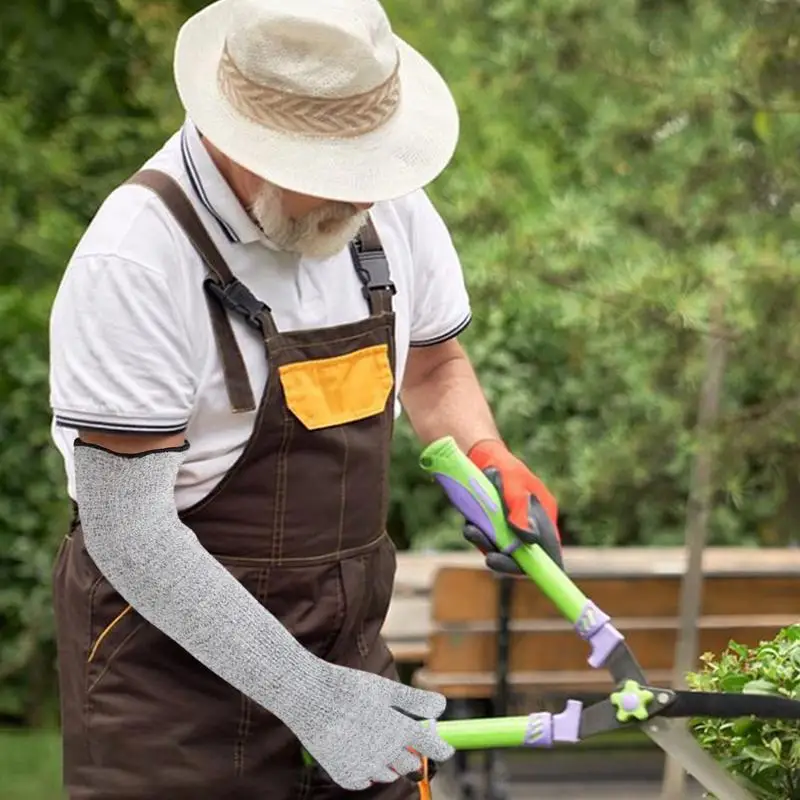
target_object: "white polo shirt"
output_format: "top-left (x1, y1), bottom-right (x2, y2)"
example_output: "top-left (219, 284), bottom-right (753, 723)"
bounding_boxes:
top-left (49, 120), bottom-right (472, 509)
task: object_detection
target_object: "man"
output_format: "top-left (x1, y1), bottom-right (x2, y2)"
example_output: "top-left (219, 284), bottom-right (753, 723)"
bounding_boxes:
top-left (48, 0), bottom-right (564, 797)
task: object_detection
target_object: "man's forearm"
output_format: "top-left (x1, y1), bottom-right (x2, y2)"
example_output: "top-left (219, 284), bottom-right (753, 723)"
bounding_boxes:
top-left (400, 344), bottom-right (501, 453)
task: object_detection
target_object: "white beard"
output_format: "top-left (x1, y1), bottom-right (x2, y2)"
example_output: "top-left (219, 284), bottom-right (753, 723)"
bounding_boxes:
top-left (251, 182), bottom-right (369, 259)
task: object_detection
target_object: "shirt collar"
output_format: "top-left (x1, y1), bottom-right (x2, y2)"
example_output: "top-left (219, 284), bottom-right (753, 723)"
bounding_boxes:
top-left (180, 119), bottom-right (268, 247)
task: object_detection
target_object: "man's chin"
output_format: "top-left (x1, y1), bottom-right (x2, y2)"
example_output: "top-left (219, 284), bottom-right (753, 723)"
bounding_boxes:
top-left (294, 217), bottom-right (369, 260)
top-left (294, 236), bottom-right (355, 260)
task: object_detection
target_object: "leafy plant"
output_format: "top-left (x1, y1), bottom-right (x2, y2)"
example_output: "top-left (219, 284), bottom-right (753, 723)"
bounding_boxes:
top-left (686, 624), bottom-right (800, 799)
top-left (0, 288), bottom-right (71, 725)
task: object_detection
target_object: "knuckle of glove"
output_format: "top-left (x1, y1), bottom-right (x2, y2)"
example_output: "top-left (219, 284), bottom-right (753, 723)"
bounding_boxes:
top-left (462, 523), bottom-right (491, 552)
top-left (391, 750), bottom-right (422, 776)
top-left (485, 552), bottom-right (523, 574)
top-left (528, 502), bottom-right (564, 566)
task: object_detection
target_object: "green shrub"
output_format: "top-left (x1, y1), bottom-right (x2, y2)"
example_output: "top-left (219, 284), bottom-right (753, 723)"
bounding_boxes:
top-left (0, 287), bottom-right (71, 724)
top-left (687, 624), bottom-right (800, 799)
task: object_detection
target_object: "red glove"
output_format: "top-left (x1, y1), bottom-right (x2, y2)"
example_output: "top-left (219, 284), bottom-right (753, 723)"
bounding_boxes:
top-left (463, 439), bottom-right (564, 571)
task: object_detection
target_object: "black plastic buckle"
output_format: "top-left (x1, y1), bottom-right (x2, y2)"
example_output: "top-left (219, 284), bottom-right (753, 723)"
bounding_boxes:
top-left (354, 250), bottom-right (397, 302)
top-left (204, 278), bottom-right (270, 332)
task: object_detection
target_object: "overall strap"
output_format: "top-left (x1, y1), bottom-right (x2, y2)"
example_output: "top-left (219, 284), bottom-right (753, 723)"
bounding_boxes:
top-left (351, 217), bottom-right (395, 316)
top-left (125, 169), bottom-right (267, 413)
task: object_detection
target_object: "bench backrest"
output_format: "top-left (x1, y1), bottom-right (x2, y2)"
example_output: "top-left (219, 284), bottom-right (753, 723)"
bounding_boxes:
top-left (425, 566), bottom-right (797, 681)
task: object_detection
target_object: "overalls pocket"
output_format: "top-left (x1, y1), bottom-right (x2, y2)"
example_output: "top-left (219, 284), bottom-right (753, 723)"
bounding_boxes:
top-left (278, 343), bottom-right (394, 430)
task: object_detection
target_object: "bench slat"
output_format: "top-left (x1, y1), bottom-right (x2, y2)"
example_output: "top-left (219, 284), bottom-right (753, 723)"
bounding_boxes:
top-left (433, 613), bottom-right (799, 635)
top-left (413, 669), bottom-right (677, 697)
top-left (426, 623), bottom-right (789, 674)
top-left (431, 570), bottom-right (800, 624)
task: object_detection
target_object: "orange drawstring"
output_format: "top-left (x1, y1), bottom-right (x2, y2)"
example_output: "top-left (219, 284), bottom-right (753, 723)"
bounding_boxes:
top-left (417, 756), bottom-right (432, 800)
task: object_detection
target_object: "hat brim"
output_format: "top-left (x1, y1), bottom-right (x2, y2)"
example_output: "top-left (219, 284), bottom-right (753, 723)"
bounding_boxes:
top-left (173, 0), bottom-right (460, 203)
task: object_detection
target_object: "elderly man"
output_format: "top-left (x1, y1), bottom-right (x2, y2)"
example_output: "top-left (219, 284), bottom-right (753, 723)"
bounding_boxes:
top-left (48, 0), bottom-right (563, 797)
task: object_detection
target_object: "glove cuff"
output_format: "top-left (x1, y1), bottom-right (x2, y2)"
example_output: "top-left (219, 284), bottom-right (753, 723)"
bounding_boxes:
top-left (467, 438), bottom-right (511, 471)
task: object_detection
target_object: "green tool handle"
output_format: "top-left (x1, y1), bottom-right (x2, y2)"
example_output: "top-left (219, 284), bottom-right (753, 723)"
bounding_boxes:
top-left (420, 716), bottom-right (532, 750)
top-left (418, 436), bottom-right (588, 625)
top-left (302, 716), bottom-right (536, 767)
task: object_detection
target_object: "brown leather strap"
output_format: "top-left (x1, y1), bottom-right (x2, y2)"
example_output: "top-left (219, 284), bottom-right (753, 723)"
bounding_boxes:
top-left (125, 169), bottom-right (257, 413)
top-left (359, 216), bottom-right (382, 252)
top-left (353, 216), bottom-right (395, 316)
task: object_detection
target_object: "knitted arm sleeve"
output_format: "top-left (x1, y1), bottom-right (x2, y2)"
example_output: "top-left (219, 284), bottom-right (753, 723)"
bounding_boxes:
top-left (73, 441), bottom-right (317, 717)
top-left (72, 440), bottom-right (453, 790)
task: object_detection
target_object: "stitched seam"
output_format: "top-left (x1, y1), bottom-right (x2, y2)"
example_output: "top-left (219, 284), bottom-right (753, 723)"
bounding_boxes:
top-left (317, 575), bottom-right (345, 659)
top-left (272, 403), bottom-right (293, 564)
top-left (277, 343), bottom-right (388, 373)
top-left (266, 324), bottom-right (393, 355)
top-left (234, 568), bottom-right (268, 777)
top-left (335, 425), bottom-right (348, 558)
top-left (212, 531), bottom-right (388, 566)
top-left (356, 558), bottom-right (375, 660)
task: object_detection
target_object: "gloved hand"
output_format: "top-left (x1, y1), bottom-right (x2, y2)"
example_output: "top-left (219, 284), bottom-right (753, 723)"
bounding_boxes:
top-left (462, 439), bottom-right (563, 572)
top-left (294, 661), bottom-right (454, 791)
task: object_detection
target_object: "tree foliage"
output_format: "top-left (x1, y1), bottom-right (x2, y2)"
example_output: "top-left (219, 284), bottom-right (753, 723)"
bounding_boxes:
top-left (0, 0), bottom-right (798, 720)
top-left (389, 0), bottom-right (800, 550)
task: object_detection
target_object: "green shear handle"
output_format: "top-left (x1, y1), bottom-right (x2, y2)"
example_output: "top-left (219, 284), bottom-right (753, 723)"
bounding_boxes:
top-left (419, 435), bottom-right (623, 668)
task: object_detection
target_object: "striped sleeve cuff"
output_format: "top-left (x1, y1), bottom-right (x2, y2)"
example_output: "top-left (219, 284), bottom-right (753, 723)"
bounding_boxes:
top-left (54, 412), bottom-right (189, 435)
top-left (410, 311), bottom-right (472, 348)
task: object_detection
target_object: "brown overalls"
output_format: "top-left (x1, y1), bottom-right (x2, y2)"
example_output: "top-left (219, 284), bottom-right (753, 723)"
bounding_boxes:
top-left (52, 169), bottom-right (420, 800)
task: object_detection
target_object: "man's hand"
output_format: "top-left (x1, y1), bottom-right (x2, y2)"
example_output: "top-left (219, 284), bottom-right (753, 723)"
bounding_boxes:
top-left (462, 439), bottom-right (564, 572)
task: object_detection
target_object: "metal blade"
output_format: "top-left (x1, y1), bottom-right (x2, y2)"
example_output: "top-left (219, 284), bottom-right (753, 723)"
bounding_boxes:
top-left (642, 714), bottom-right (756, 799)
top-left (601, 641), bottom-right (756, 798)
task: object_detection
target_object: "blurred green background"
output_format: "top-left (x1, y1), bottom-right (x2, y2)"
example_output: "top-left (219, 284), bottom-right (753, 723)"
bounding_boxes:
top-left (0, 0), bottom-right (798, 795)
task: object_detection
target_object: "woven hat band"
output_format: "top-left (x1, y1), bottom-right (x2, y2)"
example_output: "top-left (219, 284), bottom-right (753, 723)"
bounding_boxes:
top-left (217, 42), bottom-right (402, 139)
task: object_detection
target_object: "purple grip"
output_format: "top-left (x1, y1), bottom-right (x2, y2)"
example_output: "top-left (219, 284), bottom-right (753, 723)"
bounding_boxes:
top-left (575, 601), bottom-right (625, 668)
top-left (524, 700), bottom-right (583, 747)
top-left (433, 473), bottom-right (500, 547)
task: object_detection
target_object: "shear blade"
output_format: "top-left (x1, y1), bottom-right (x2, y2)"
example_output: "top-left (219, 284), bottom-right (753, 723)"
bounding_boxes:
top-left (642, 716), bottom-right (755, 800)
top-left (598, 642), bottom-right (756, 798)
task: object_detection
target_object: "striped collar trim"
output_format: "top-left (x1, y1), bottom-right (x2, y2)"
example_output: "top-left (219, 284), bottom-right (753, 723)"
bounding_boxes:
top-left (179, 121), bottom-right (263, 245)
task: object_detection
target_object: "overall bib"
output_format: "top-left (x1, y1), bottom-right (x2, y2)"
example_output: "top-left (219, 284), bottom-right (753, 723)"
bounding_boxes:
top-left (53, 169), bottom-right (418, 800)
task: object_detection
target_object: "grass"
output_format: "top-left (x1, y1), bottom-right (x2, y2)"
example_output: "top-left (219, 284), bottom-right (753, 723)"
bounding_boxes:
top-left (0, 728), bottom-right (64, 800)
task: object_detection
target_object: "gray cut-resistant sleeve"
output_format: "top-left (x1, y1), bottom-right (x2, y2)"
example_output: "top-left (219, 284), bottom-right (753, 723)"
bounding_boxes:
top-left (72, 441), bottom-right (454, 790)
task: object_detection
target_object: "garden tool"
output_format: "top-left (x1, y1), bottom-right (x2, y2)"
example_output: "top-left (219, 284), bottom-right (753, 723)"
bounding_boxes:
top-left (302, 438), bottom-right (800, 798)
top-left (418, 436), bottom-right (800, 800)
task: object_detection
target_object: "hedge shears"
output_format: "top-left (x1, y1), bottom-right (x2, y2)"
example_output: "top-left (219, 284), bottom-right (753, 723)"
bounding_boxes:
top-left (414, 435), bottom-right (800, 800)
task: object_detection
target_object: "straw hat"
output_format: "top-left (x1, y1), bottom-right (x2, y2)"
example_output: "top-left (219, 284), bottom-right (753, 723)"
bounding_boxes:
top-left (173, 0), bottom-right (460, 203)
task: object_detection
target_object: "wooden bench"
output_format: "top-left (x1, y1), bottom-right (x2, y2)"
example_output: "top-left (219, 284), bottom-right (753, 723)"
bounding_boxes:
top-left (383, 547), bottom-right (800, 669)
top-left (412, 562), bottom-right (799, 799)
top-left (414, 565), bottom-right (799, 696)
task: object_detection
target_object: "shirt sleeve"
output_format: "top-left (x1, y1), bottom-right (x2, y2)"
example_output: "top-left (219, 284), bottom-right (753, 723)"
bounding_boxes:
top-left (49, 254), bottom-right (196, 435)
top-left (407, 190), bottom-right (472, 347)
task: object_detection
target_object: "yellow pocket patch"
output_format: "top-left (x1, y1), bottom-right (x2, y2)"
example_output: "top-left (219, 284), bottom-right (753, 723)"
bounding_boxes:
top-left (278, 343), bottom-right (394, 431)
